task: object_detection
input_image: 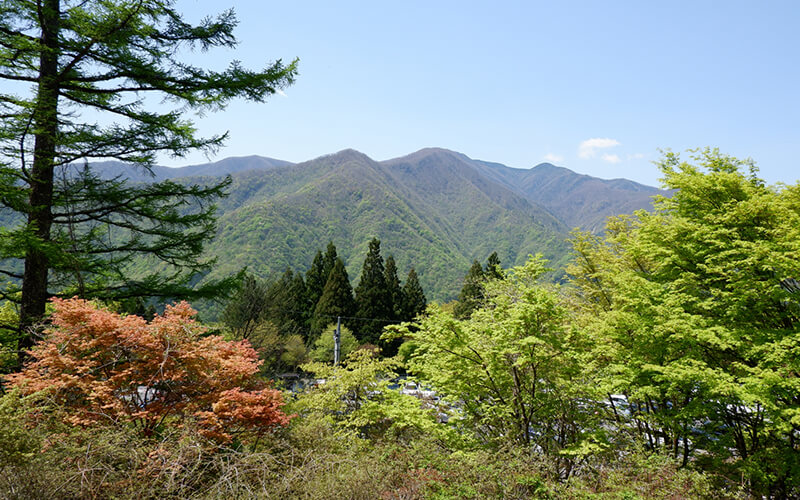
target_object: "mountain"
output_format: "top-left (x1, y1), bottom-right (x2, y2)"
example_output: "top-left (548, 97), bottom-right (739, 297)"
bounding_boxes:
top-left (200, 149), bottom-right (571, 301)
top-left (463, 156), bottom-right (663, 232)
top-left (5, 148), bottom-right (663, 302)
top-left (85, 155), bottom-right (292, 182)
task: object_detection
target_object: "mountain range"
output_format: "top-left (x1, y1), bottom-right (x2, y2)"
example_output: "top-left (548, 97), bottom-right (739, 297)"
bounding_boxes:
top-left (117, 147), bottom-right (664, 301)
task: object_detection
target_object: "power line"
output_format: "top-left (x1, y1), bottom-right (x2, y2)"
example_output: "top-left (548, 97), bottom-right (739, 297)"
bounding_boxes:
top-left (254, 305), bottom-right (402, 324)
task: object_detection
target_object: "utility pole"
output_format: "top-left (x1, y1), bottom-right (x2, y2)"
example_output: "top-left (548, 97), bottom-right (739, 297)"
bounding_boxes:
top-left (334, 316), bottom-right (341, 365)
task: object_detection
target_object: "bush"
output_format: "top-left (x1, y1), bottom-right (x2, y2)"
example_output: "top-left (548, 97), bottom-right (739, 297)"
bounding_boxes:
top-left (9, 298), bottom-right (292, 442)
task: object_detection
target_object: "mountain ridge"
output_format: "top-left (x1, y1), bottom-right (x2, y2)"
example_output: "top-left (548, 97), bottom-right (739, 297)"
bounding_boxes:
top-left (199, 148), bottom-right (571, 300)
top-left (84, 155), bottom-right (293, 182)
top-left (73, 148), bottom-right (666, 301)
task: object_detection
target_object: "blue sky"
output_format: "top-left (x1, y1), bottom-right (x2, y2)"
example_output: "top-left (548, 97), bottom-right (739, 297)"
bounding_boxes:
top-left (169, 0), bottom-right (799, 187)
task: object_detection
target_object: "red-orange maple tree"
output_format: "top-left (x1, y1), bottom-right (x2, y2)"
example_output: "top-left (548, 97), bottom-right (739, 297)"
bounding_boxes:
top-left (10, 298), bottom-right (292, 441)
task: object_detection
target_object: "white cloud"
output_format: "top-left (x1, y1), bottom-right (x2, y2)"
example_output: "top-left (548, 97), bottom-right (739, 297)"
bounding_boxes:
top-left (578, 138), bottom-right (620, 159)
top-left (602, 153), bottom-right (621, 164)
top-left (276, 89), bottom-right (287, 97)
top-left (627, 153), bottom-right (646, 160)
top-left (543, 153), bottom-right (564, 163)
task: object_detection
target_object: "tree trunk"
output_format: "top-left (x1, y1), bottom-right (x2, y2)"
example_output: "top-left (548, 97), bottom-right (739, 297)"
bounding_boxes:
top-left (18, 0), bottom-right (60, 359)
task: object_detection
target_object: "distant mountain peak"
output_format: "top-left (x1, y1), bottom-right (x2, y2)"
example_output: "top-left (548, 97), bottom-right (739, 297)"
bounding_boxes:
top-left (415, 147), bottom-right (463, 156)
top-left (71, 146), bottom-right (668, 302)
top-left (391, 147), bottom-right (471, 164)
top-left (529, 162), bottom-right (585, 177)
top-left (315, 148), bottom-right (373, 162)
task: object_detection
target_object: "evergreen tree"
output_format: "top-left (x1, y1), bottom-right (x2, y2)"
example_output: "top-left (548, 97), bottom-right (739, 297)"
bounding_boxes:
top-left (305, 250), bottom-right (326, 316)
top-left (401, 268), bottom-right (427, 321)
top-left (311, 258), bottom-right (355, 335)
top-left (0, 0), bottom-right (297, 351)
top-left (265, 268), bottom-right (308, 338)
top-left (384, 255), bottom-right (403, 321)
top-left (484, 251), bottom-right (504, 280)
top-left (322, 241), bottom-right (338, 282)
top-left (453, 260), bottom-right (486, 319)
top-left (354, 238), bottom-right (392, 344)
top-left (288, 272), bottom-right (310, 340)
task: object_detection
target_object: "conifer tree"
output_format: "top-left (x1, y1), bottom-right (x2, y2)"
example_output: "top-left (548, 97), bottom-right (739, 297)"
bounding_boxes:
top-left (322, 241), bottom-right (338, 281)
top-left (485, 251), bottom-right (504, 280)
top-left (401, 268), bottom-right (427, 321)
top-left (265, 268), bottom-right (308, 338)
top-left (384, 255), bottom-right (403, 321)
top-left (454, 259), bottom-right (486, 319)
top-left (288, 272), bottom-right (310, 339)
top-left (0, 0), bottom-right (298, 351)
top-left (305, 250), bottom-right (326, 316)
top-left (354, 238), bottom-right (392, 344)
top-left (311, 258), bottom-right (355, 335)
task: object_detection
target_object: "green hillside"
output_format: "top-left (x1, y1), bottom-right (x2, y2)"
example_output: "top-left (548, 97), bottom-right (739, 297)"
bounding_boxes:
top-left (203, 149), bottom-right (570, 301)
top-left (468, 156), bottom-right (664, 232)
top-left (4, 148), bottom-right (661, 303)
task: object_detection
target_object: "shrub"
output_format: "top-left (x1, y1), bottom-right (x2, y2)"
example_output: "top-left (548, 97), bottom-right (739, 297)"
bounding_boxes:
top-left (9, 297), bottom-right (292, 442)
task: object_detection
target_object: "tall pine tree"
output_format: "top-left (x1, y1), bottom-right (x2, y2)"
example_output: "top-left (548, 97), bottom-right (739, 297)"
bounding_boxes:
top-left (485, 252), bottom-right (504, 280)
top-left (454, 259), bottom-right (486, 319)
top-left (384, 255), bottom-right (403, 321)
top-left (354, 238), bottom-right (392, 344)
top-left (305, 250), bottom-right (326, 321)
top-left (0, 0), bottom-right (297, 353)
top-left (401, 268), bottom-right (427, 321)
top-left (265, 268), bottom-right (308, 338)
top-left (322, 241), bottom-right (338, 281)
top-left (288, 271), bottom-right (310, 340)
top-left (311, 258), bottom-right (355, 335)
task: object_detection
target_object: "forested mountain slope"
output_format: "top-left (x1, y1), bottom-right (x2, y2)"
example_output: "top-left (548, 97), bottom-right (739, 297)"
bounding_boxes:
top-left (86, 156), bottom-right (292, 182)
top-left (459, 153), bottom-right (663, 231)
top-left (43, 148), bottom-right (663, 301)
top-left (202, 149), bottom-right (570, 300)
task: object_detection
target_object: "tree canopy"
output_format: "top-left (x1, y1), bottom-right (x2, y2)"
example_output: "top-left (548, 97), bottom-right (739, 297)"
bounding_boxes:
top-left (567, 148), bottom-right (800, 495)
top-left (384, 255), bottom-right (403, 322)
top-left (0, 0), bottom-right (297, 352)
top-left (10, 298), bottom-right (292, 442)
top-left (453, 258), bottom-right (489, 319)
top-left (400, 267), bottom-right (426, 321)
top-left (354, 238), bottom-right (391, 344)
top-left (312, 257), bottom-right (355, 334)
top-left (393, 255), bottom-right (601, 479)
top-left (221, 273), bottom-right (270, 341)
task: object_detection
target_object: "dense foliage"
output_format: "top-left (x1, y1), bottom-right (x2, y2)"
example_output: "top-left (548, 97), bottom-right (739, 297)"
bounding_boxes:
top-left (1, 147), bottom-right (797, 498)
top-left (203, 149), bottom-right (574, 302)
top-left (354, 238), bottom-right (393, 343)
top-left (394, 257), bottom-right (607, 480)
top-left (10, 298), bottom-right (291, 442)
top-left (0, 0), bottom-right (297, 355)
top-left (309, 323), bottom-right (358, 363)
top-left (401, 267), bottom-right (427, 320)
top-left (453, 252), bottom-right (504, 319)
top-left (566, 149), bottom-right (800, 497)
top-left (216, 241), bottom-right (427, 377)
top-left (312, 257), bottom-right (356, 334)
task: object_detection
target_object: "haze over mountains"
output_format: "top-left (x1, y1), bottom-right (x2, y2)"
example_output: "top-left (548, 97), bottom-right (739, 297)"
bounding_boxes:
top-left (94, 148), bottom-right (665, 301)
top-left (86, 156), bottom-right (293, 183)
